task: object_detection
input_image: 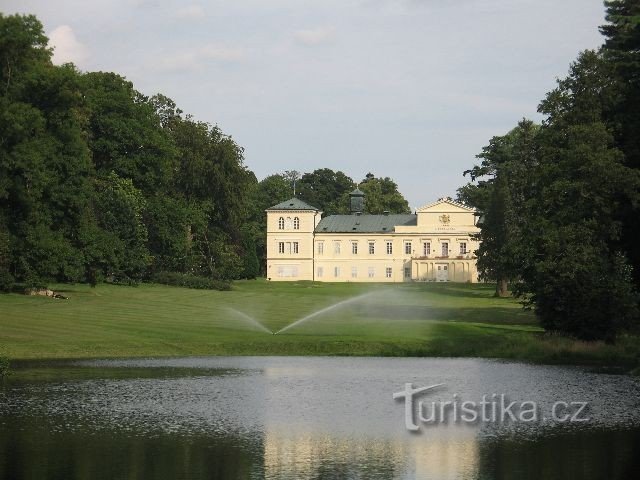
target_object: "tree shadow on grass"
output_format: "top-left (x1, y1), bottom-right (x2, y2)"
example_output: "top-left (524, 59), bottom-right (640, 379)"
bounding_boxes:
top-left (353, 304), bottom-right (537, 326)
top-left (412, 283), bottom-right (501, 300)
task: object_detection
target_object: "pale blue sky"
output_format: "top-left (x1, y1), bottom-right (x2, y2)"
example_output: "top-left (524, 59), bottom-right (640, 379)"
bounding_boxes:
top-left (3, 0), bottom-right (606, 208)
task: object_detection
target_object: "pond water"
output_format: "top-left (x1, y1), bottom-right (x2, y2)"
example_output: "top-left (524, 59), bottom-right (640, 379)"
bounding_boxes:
top-left (1, 357), bottom-right (639, 479)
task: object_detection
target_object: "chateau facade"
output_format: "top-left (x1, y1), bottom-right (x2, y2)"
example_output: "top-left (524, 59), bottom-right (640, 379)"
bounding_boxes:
top-left (266, 190), bottom-right (480, 283)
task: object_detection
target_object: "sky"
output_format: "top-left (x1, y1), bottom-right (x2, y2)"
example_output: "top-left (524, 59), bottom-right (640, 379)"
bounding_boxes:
top-left (2, 0), bottom-right (607, 209)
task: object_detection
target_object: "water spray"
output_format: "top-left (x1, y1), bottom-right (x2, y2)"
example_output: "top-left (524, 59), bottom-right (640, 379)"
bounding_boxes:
top-left (273, 292), bottom-right (375, 335)
top-left (227, 308), bottom-right (273, 334)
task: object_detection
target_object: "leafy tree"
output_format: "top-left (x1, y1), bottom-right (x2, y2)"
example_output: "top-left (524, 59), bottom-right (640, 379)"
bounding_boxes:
top-left (600, 0), bottom-right (640, 288)
top-left (0, 14), bottom-right (92, 287)
top-left (359, 173), bottom-right (410, 214)
top-left (297, 168), bottom-right (355, 214)
top-left (81, 71), bottom-right (177, 194)
top-left (522, 52), bottom-right (638, 341)
top-left (460, 120), bottom-right (540, 297)
top-left (93, 172), bottom-right (150, 281)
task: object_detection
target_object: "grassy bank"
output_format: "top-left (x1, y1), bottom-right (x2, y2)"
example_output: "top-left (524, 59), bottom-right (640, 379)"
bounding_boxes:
top-left (0, 280), bottom-right (638, 369)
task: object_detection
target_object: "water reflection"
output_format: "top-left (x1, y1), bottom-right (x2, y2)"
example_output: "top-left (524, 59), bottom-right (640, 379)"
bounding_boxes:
top-left (1, 357), bottom-right (639, 479)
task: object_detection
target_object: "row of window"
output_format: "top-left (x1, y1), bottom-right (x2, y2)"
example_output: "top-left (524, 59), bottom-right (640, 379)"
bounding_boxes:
top-left (315, 241), bottom-right (468, 256)
top-left (317, 266), bottom-right (398, 279)
top-left (278, 217), bottom-right (300, 230)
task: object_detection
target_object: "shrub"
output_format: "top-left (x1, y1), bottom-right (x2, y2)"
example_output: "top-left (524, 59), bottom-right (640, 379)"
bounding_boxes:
top-left (151, 271), bottom-right (231, 291)
top-left (0, 356), bottom-right (9, 379)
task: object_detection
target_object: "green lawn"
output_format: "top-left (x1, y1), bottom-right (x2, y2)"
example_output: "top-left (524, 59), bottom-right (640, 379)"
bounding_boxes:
top-left (0, 280), bottom-right (638, 368)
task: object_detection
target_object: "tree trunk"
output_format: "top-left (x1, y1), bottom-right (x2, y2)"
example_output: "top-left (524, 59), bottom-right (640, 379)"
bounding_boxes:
top-left (495, 278), bottom-right (509, 297)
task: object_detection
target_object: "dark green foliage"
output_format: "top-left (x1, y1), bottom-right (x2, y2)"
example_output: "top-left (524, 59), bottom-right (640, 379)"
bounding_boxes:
top-left (151, 271), bottom-right (231, 291)
top-left (600, 1), bottom-right (640, 288)
top-left (0, 13), bottom-right (257, 289)
top-left (0, 356), bottom-right (9, 378)
top-left (297, 168), bottom-right (356, 215)
top-left (459, 120), bottom-right (539, 296)
top-left (359, 173), bottom-right (411, 214)
top-left (461, 48), bottom-right (640, 341)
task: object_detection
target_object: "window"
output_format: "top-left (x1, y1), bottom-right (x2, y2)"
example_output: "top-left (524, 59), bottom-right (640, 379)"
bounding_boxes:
top-left (317, 242), bottom-right (324, 255)
top-left (317, 267), bottom-right (323, 278)
top-left (404, 242), bottom-right (412, 255)
top-left (293, 242), bottom-right (299, 254)
top-left (368, 267), bottom-right (375, 278)
top-left (423, 242), bottom-right (431, 255)
top-left (385, 267), bottom-right (392, 278)
top-left (334, 242), bottom-right (341, 254)
top-left (441, 242), bottom-right (448, 257)
top-left (286, 242), bottom-right (292, 254)
top-left (351, 266), bottom-right (358, 278)
top-left (278, 217), bottom-right (284, 230)
top-left (278, 242), bottom-right (285, 254)
top-left (368, 242), bottom-right (375, 254)
top-left (277, 266), bottom-right (298, 277)
top-left (386, 241), bottom-right (393, 255)
top-left (334, 266), bottom-right (341, 278)
top-left (352, 242), bottom-right (358, 255)
top-left (285, 217), bottom-right (293, 229)
top-left (293, 217), bottom-right (300, 230)
top-left (460, 242), bottom-right (467, 254)
top-left (404, 267), bottom-right (411, 278)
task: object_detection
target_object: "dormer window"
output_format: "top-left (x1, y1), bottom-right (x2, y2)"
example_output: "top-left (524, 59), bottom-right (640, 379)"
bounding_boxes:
top-left (278, 217), bottom-right (284, 230)
top-left (293, 217), bottom-right (300, 230)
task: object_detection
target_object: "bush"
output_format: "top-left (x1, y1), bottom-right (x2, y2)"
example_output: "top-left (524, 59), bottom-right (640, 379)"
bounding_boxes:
top-left (0, 357), bottom-right (9, 379)
top-left (151, 271), bottom-right (231, 291)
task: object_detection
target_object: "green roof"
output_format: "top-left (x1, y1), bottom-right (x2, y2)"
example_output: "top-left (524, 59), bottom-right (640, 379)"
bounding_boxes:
top-left (315, 214), bottom-right (416, 233)
top-left (266, 197), bottom-right (320, 211)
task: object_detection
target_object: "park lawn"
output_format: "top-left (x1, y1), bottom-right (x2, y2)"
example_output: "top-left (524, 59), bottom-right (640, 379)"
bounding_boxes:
top-left (0, 280), bottom-right (638, 369)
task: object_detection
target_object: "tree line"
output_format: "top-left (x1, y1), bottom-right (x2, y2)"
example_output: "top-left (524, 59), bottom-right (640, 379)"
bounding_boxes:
top-left (0, 13), bottom-right (411, 290)
top-left (458, 0), bottom-right (640, 342)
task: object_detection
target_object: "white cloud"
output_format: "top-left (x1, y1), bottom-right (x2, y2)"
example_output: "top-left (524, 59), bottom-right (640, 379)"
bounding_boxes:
top-left (157, 45), bottom-right (246, 72)
top-left (176, 5), bottom-right (206, 20)
top-left (48, 25), bottom-right (89, 66)
top-left (293, 27), bottom-right (335, 46)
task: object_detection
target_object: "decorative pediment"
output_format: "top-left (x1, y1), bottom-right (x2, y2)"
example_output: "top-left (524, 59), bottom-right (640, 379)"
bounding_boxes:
top-left (416, 197), bottom-right (475, 213)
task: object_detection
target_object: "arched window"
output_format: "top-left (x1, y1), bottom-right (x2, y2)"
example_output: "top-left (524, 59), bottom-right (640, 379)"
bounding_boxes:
top-left (285, 217), bottom-right (293, 229)
top-left (293, 217), bottom-right (300, 230)
top-left (278, 217), bottom-right (285, 229)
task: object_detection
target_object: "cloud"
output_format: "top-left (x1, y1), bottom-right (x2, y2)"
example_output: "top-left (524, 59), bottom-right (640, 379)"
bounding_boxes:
top-left (293, 27), bottom-right (335, 46)
top-left (48, 25), bottom-right (89, 65)
top-left (176, 5), bottom-right (205, 20)
top-left (157, 44), bottom-right (246, 72)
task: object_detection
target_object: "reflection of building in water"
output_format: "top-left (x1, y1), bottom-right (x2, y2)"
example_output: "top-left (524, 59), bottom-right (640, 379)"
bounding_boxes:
top-left (262, 429), bottom-right (479, 480)
top-left (411, 437), bottom-right (479, 479)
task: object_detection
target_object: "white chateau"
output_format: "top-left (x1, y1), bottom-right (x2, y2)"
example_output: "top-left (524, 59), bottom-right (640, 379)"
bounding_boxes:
top-left (266, 190), bottom-right (480, 283)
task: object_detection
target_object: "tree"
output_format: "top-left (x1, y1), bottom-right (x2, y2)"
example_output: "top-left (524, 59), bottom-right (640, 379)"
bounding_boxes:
top-left (0, 14), bottom-right (93, 287)
top-left (600, 0), bottom-right (640, 288)
top-left (296, 168), bottom-right (355, 214)
top-left (358, 174), bottom-right (410, 214)
top-left (522, 51), bottom-right (639, 341)
top-left (459, 120), bottom-right (540, 297)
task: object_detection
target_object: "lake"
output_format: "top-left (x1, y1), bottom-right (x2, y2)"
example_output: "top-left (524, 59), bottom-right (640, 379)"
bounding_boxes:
top-left (1, 357), bottom-right (639, 479)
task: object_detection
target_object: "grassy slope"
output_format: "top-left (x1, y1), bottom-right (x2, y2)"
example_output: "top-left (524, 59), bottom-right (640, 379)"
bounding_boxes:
top-left (0, 280), bottom-right (637, 367)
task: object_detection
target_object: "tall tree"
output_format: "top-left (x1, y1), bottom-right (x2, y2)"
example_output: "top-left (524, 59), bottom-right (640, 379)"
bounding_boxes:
top-left (459, 120), bottom-right (540, 297)
top-left (359, 173), bottom-right (411, 214)
top-left (600, 0), bottom-right (640, 288)
top-left (522, 51), bottom-right (639, 341)
top-left (0, 14), bottom-right (93, 286)
top-left (296, 168), bottom-right (355, 214)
